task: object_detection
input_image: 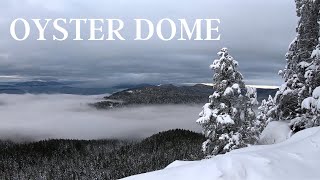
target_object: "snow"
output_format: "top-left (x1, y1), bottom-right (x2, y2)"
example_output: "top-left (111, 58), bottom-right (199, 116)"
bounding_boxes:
top-left (258, 121), bottom-right (292, 145)
top-left (246, 86), bottom-right (258, 105)
top-left (232, 83), bottom-right (241, 93)
top-left (165, 161), bottom-right (195, 169)
top-left (232, 83), bottom-right (239, 89)
top-left (223, 87), bottom-right (234, 96)
top-left (122, 126), bottom-right (320, 180)
top-left (212, 91), bottom-right (220, 98)
top-left (217, 114), bottom-right (235, 124)
top-left (233, 60), bottom-right (239, 67)
top-left (312, 86), bottom-right (320, 99)
top-left (311, 47), bottom-right (320, 59)
top-left (298, 61), bottom-right (310, 68)
top-left (288, 37), bottom-right (297, 49)
top-left (301, 97), bottom-right (315, 110)
top-left (220, 103), bottom-right (227, 109)
top-left (197, 103), bottom-right (213, 124)
top-left (220, 132), bottom-right (241, 150)
top-left (197, 104), bottom-right (234, 124)
top-left (282, 89), bottom-right (293, 96)
top-left (210, 59), bottom-right (220, 70)
top-left (317, 100), bottom-right (320, 111)
top-left (301, 87), bottom-right (320, 112)
top-left (305, 69), bottom-right (313, 79)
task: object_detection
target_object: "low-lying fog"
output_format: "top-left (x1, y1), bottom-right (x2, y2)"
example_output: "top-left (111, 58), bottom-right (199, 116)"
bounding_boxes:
top-left (0, 94), bottom-right (202, 142)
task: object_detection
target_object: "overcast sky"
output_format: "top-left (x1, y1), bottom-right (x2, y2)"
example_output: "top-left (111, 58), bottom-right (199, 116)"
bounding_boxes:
top-left (0, 0), bottom-right (297, 87)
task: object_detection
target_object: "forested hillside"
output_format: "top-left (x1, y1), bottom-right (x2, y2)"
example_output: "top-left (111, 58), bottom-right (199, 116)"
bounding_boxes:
top-left (93, 84), bottom-right (277, 109)
top-left (0, 129), bottom-right (205, 179)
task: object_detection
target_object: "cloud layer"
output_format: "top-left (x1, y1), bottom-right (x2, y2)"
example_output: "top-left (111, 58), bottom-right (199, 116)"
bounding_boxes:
top-left (0, 94), bottom-right (201, 141)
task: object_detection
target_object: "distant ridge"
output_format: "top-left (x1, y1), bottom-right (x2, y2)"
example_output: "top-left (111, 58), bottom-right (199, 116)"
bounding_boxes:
top-left (0, 80), bottom-right (113, 95)
top-left (93, 84), bottom-right (278, 109)
top-left (200, 83), bottom-right (279, 89)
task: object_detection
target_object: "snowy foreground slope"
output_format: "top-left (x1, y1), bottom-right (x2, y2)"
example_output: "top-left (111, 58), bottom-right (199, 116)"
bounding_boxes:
top-left (123, 126), bottom-right (320, 180)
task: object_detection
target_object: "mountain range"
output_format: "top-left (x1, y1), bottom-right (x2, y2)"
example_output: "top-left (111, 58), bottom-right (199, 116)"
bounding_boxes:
top-left (0, 81), bottom-right (113, 95)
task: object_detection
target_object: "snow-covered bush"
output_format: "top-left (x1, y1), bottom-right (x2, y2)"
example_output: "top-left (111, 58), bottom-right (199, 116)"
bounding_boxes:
top-left (197, 48), bottom-right (258, 156)
top-left (258, 121), bottom-right (291, 145)
top-left (292, 86), bottom-right (320, 131)
top-left (257, 95), bottom-right (276, 131)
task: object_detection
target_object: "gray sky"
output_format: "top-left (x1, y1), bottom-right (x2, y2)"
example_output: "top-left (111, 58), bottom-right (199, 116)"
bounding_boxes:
top-left (0, 0), bottom-right (297, 87)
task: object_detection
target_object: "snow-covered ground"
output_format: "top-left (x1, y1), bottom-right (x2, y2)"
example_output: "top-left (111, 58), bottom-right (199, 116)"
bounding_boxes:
top-left (123, 126), bottom-right (320, 180)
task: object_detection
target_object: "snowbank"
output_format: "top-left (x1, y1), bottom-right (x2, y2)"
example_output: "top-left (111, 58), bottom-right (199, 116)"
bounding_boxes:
top-left (122, 127), bottom-right (320, 180)
top-left (165, 161), bottom-right (196, 169)
top-left (258, 121), bottom-right (292, 145)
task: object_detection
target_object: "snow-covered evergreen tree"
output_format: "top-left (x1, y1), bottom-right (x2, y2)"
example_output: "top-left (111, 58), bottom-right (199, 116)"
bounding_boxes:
top-left (274, 0), bottom-right (320, 132)
top-left (292, 45), bottom-right (320, 130)
top-left (197, 48), bottom-right (258, 156)
top-left (257, 95), bottom-right (276, 131)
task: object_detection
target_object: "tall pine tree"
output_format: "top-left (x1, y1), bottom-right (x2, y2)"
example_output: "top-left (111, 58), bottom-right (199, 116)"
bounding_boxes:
top-left (197, 48), bottom-right (258, 156)
top-left (275, 0), bottom-right (320, 132)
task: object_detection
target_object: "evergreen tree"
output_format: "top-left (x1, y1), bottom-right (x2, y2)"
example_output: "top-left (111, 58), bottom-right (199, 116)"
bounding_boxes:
top-left (257, 95), bottom-right (276, 131)
top-left (275, 0), bottom-right (320, 132)
top-left (294, 46), bottom-right (320, 130)
top-left (197, 48), bottom-right (258, 156)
